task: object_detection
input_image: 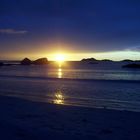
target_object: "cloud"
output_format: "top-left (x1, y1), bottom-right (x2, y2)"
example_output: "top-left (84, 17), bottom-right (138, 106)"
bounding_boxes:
top-left (126, 46), bottom-right (140, 51)
top-left (0, 29), bottom-right (28, 34)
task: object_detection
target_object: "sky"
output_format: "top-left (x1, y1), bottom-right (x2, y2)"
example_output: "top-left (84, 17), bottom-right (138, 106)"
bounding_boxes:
top-left (0, 0), bottom-right (140, 60)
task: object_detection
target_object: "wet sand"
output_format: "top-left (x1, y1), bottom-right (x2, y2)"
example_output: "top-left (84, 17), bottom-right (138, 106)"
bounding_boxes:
top-left (0, 95), bottom-right (140, 140)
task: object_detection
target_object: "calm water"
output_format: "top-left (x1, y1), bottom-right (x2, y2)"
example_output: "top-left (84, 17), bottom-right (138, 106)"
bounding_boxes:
top-left (0, 61), bottom-right (140, 111)
top-left (0, 61), bottom-right (140, 80)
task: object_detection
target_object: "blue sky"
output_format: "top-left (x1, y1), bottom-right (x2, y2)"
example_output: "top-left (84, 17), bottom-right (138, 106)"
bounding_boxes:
top-left (0, 0), bottom-right (140, 60)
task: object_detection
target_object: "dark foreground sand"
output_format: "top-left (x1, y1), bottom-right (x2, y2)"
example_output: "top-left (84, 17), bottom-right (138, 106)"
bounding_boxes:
top-left (0, 95), bottom-right (140, 140)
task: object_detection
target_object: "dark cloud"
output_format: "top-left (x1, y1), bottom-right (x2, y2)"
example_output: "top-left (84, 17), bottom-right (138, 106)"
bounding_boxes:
top-left (0, 0), bottom-right (140, 53)
top-left (0, 29), bottom-right (28, 34)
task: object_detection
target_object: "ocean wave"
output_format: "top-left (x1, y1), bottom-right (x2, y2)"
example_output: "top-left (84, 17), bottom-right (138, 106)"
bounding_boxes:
top-left (0, 74), bottom-right (140, 83)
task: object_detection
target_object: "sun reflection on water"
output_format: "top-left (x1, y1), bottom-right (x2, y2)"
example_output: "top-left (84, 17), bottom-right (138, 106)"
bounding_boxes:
top-left (53, 91), bottom-right (64, 105)
top-left (58, 68), bottom-right (62, 78)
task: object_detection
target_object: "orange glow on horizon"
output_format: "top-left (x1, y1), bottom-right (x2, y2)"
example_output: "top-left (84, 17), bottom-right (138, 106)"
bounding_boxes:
top-left (6, 50), bottom-right (140, 61)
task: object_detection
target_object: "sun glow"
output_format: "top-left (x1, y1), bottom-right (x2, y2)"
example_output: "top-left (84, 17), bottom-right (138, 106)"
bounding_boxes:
top-left (55, 54), bottom-right (65, 62)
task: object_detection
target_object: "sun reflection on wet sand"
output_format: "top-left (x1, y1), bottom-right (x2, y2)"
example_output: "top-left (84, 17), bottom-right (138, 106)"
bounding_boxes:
top-left (53, 91), bottom-right (64, 105)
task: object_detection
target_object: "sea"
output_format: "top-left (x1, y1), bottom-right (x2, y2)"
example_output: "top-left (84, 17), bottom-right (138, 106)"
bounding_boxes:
top-left (0, 61), bottom-right (140, 112)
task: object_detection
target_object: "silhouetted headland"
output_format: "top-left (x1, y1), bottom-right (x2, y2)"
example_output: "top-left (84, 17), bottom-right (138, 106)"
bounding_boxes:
top-left (121, 59), bottom-right (134, 62)
top-left (122, 63), bottom-right (140, 69)
top-left (100, 59), bottom-right (113, 62)
top-left (21, 57), bottom-right (48, 65)
top-left (21, 58), bottom-right (32, 65)
top-left (81, 58), bottom-right (98, 64)
top-left (33, 58), bottom-right (48, 65)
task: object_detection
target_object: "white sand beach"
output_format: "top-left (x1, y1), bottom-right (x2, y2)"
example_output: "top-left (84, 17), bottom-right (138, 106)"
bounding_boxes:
top-left (0, 95), bottom-right (140, 140)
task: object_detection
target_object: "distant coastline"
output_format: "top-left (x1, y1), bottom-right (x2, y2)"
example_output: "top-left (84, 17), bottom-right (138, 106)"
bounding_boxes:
top-left (0, 57), bottom-right (140, 69)
top-left (0, 57), bottom-right (140, 63)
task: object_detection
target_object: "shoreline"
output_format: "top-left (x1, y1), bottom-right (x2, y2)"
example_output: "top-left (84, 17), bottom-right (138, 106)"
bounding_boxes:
top-left (1, 93), bottom-right (140, 113)
top-left (0, 76), bottom-right (140, 113)
top-left (0, 95), bottom-right (140, 140)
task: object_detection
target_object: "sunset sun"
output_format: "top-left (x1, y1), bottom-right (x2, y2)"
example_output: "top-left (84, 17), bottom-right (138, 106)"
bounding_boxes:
top-left (55, 54), bottom-right (65, 62)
